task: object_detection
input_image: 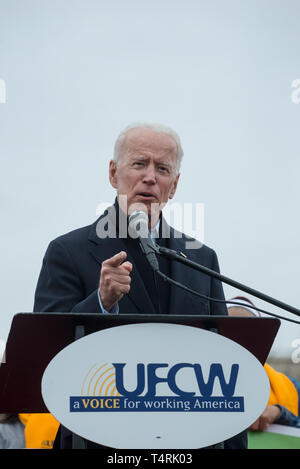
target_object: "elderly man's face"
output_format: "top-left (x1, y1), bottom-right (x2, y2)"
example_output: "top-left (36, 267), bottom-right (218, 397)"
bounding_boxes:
top-left (109, 128), bottom-right (180, 226)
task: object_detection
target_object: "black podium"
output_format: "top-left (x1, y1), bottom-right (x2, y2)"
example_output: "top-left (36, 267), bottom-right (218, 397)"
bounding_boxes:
top-left (0, 312), bottom-right (280, 414)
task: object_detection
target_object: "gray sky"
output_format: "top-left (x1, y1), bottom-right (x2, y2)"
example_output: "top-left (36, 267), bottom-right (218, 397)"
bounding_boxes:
top-left (1, 0), bottom-right (300, 359)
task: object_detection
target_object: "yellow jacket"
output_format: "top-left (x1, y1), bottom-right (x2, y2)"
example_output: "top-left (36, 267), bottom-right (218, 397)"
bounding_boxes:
top-left (265, 363), bottom-right (298, 417)
top-left (19, 413), bottom-right (60, 449)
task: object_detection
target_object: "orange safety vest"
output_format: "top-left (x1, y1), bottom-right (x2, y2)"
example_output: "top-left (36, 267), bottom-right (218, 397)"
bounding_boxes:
top-left (265, 363), bottom-right (299, 417)
top-left (19, 413), bottom-right (60, 449)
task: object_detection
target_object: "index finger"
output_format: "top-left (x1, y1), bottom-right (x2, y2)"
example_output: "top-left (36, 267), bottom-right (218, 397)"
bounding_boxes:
top-left (104, 251), bottom-right (127, 267)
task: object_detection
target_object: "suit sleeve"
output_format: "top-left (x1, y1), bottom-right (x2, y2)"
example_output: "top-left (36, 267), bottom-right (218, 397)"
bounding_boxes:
top-left (33, 239), bottom-right (100, 314)
top-left (209, 250), bottom-right (228, 316)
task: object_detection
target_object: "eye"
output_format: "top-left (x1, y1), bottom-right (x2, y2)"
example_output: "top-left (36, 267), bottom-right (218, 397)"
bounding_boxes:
top-left (132, 160), bottom-right (145, 167)
top-left (158, 165), bottom-right (170, 174)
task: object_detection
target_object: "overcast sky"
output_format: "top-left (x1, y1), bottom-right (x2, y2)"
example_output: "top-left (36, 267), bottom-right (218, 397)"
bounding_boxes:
top-left (1, 0), bottom-right (300, 359)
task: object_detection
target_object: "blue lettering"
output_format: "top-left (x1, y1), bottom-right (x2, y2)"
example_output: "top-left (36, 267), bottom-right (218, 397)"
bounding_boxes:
top-left (167, 363), bottom-right (195, 397)
top-left (145, 363), bottom-right (169, 397)
top-left (112, 362), bottom-right (239, 398)
top-left (113, 363), bottom-right (145, 397)
top-left (194, 363), bottom-right (239, 397)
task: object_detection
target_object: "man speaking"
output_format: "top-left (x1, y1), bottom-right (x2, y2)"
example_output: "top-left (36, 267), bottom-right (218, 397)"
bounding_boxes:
top-left (33, 122), bottom-right (247, 449)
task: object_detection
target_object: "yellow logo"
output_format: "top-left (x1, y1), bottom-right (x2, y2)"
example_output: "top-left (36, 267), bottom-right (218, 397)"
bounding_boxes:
top-left (81, 363), bottom-right (120, 397)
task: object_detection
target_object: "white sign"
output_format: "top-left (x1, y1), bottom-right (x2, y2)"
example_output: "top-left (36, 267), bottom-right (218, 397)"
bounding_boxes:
top-left (42, 322), bottom-right (269, 448)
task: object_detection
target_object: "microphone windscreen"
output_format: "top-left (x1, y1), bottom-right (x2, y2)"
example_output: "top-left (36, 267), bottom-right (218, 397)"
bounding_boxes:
top-left (128, 211), bottom-right (148, 238)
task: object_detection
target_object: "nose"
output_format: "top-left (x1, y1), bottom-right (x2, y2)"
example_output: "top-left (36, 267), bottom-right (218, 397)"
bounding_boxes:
top-left (142, 164), bottom-right (156, 184)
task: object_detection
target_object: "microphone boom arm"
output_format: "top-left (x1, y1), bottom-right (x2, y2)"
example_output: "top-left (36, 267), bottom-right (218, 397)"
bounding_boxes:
top-left (156, 245), bottom-right (300, 319)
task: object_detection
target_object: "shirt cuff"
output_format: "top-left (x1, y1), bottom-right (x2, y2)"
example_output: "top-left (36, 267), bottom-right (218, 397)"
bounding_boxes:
top-left (97, 289), bottom-right (119, 315)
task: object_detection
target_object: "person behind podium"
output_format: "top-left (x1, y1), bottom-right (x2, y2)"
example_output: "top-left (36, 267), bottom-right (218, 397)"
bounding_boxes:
top-left (33, 122), bottom-right (247, 449)
top-left (0, 414), bottom-right (25, 449)
top-left (228, 296), bottom-right (300, 430)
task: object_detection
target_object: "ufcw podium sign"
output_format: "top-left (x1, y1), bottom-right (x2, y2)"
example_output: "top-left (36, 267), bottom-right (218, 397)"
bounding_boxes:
top-left (42, 323), bottom-right (269, 448)
top-left (70, 362), bottom-right (243, 413)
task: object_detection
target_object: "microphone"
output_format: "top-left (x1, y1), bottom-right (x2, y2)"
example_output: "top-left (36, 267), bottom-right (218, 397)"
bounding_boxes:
top-left (128, 211), bottom-right (159, 272)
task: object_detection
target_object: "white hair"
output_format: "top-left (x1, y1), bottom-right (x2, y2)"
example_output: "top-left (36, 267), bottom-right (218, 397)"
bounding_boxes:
top-left (113, 122), bottom-right (184, 173)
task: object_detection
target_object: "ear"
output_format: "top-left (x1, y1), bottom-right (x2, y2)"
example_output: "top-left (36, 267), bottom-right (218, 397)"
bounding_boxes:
top-left (169, 173), bottom-right (180, 199)
top-left (109, 160), bottom-right (118, 189)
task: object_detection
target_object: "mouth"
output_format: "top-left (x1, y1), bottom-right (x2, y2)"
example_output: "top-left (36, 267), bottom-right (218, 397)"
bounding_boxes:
top-left (136, 192), bottom-right (157, 200)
